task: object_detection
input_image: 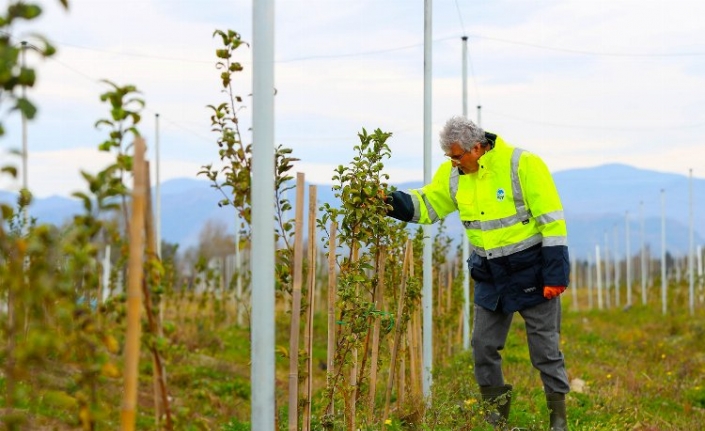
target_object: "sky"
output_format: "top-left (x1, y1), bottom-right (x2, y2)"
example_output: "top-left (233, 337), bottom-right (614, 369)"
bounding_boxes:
top-left (2, 0), bottom-right (705, 199)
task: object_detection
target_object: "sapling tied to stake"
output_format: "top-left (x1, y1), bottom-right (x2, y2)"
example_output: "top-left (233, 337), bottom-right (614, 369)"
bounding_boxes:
top-left (318, 128), bottom-right (422, 427)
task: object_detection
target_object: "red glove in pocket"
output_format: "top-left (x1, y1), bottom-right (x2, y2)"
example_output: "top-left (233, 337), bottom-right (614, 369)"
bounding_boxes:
top-left (543, 286), bottom-right (566, 299)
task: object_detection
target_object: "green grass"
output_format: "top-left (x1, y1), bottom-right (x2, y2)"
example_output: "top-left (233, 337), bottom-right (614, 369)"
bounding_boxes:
top-left (3, 292), bottom-right (704, 430)
top-left (418, 297), bottom-right (705, 431)
top-left (367, 294), bottom-right (705, 430)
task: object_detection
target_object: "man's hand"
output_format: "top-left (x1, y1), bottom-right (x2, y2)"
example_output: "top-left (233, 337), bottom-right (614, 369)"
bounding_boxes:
top-left (543, 286), bottom-right (566, 299)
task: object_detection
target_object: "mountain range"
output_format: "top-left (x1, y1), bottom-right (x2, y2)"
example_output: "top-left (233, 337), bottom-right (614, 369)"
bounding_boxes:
top-left (1, 163), bottom-right (703, 260)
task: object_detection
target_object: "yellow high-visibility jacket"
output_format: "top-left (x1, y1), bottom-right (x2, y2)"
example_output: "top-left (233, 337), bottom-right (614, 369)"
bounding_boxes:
top-left (387, 133), bottom-right (570, 312)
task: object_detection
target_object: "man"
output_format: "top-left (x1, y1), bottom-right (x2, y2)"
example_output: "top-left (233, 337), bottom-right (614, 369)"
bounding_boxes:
top-left (385, 116), bottom-right (570, 430)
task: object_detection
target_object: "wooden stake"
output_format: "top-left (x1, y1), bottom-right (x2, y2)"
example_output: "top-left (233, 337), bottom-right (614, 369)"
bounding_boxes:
top-left (407, 317), bottom-right (419, 402)
top-left (1, 213), bottom-right (22, 420)
top-left (456, 308), bottom-right (464, 350)
top-left (288, 173), bottom-right (306, 431)
top-left (406, 245), bottom-right (422, 402)
top-left (383, 240), bottom-right (412, 422)
top-left (143, 161), bottom-right (173, 430)
top-left (434, 268), bottom-right (443, 318)
top-left (398, 331), bottom-right (406, 409)
top-left (315, 250), bottom-right (322, 316)
top-left (326, 221), bottom-right (337, 418)
top-left (349, 245), bottom-right (359, 431)
top-left (302, 185), bottom-right (317, 431)
top-left (350, 348), bottom-right (357, 431)
top-left (355, 245), bottom-right (384, 401)
top-left (121, 137), bottom-right (146, 431)
top-left (447, 266), bottom-right (452, 358)
top-left (414, 306), bottom-right (423, 401)
top-left (368, 247), bottom-right (387, 418)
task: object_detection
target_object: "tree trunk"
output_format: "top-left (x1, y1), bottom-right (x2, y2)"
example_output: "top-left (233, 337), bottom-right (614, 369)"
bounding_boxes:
top-left (120, 137), bottom-right (146, 431)
top-left (302, 185), bottom-right (317, 431)
top-left (325, 221), bottom-right (338, 420)
top-left (383, 240), bottom-right (412, 422)
top-left (288, 173), bottom-right (306, 431)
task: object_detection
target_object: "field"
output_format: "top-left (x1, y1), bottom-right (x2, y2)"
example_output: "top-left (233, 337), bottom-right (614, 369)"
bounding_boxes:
top-left (425, 296), bottom-right (705, 431)
top-left (156, 289), bottom-right (705, 431)
top-left (200, 289), bottom-right (705, 431)
top-left (2, 3), bottom-right (704, 430)
top-left (3, 282), bottom-right (703, 431)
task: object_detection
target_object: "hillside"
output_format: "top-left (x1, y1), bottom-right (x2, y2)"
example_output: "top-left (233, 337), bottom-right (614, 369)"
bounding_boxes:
top-left (1, 163), bottom-right (703, 258)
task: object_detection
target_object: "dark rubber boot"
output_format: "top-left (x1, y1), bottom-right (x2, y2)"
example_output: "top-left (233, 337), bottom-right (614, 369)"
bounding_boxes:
top-left (546, 392), bottom-right (568, 431)
top-left (479, 384), bottom-right (512, 428)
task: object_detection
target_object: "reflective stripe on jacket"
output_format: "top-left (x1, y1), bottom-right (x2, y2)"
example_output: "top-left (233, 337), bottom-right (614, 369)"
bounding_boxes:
top-left (387, 133), bottom-right (570, 312)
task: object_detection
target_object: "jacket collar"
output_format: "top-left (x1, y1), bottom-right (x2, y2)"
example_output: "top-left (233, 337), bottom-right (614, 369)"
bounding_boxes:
top-left (456, 131), bottom-right (499, 176)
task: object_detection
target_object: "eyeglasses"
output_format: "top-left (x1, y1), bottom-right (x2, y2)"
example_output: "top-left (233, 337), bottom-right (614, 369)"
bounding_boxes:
top-left (445, 149), bottom-right (468, 162)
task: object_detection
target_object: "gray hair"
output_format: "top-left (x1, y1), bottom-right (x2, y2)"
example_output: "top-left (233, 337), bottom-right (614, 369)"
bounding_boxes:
top-left (438, 116), bottom-right (487, 152)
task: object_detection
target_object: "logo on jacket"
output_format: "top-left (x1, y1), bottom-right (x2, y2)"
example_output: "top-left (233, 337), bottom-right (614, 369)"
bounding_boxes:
top-left (496, 188), bottom-right (505, 202)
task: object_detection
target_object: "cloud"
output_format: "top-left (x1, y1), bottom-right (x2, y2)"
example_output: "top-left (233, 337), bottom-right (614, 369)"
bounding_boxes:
top-left (5, 0), bottom-right (705, 200)
top-left (288, 159), bottom-right (423, 187)
top-left (1, 147), bottom-right (114, 198)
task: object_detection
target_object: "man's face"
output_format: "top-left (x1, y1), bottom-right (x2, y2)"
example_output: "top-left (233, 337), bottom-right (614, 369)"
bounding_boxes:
top-left (445, 141), bottom-right (483, 174)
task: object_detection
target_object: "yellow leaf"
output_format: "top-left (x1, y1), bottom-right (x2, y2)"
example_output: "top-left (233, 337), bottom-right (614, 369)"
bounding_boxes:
top-left (101, 362), bottom-right (121, 378)
top-left (103, 335), bottom-right (120, 354)
top-left (276, 345), bottom-right (289, 358)
top-left (79, 405), bottom-right (91, 430)
top-left (42, 390), bottom-right (78, 409)
top-left (16, 238), bottom-right (27, 255)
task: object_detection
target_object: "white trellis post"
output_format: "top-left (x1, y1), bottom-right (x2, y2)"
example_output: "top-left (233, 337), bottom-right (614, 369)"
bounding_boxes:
top-left (613, 224), bottom-right (620, 308)
top-left (688, 168), bottom-right (694, 315)
top-left (102, 245), bottom-right (111, 302)
top-left (596, 245), bottom-right (603, 310)
top-left (571, 256), bottom-right (578, 311)
top-left (640, 201), bottom-right (647, 305)
top-left (461, 35), bottom-right (471, 351)
top-left (587, 253), bottom-right (593, 310)
top-left (604, 231), bottom-right (611, 309)
top-left (421, 0), bottom-right (434, 402)
top-left (661, 189), bottom-right (667, 315)
top-left (251, 0), bottom-right (276, 428)
top-left (626, 211), bottom-right (632, 307)
top-left (697, 245), bottom-right (703, 304)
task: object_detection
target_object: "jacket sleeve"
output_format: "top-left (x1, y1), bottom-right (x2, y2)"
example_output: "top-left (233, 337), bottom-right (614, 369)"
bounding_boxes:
top-left (520, 152), bottom-right (570, 287)
top-left (385, 163), bottom-right (458, 224)
top-left (542, 245), bottom-right (570, 287)
top-left (386, 191), bottom-right (414, 222)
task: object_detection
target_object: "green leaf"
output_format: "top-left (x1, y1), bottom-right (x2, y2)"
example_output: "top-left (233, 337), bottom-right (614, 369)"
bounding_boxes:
top-left (9, 3), bottom-right (42, 20)
top-left (18, 188), bottom-right (32, 207)
top-left (71, 191), bottom-right (93, 212)
top-left (1, 166), bottom-right (18, 177)
top-left (15, 98), bottom-right (37, 119)
top-left (126, 126), bottom-right (141, 137)
top-left (17, 67), bottom-right (36, 87)
top-left (213, 29), bottom-right (228, 46)
top-left (1, 203), bottom-right (14, 220)
top-left (98, 140), bottom-right (115, 151)
top-left (111, 107), bottom-right (126, 121)
top-left (94, 119), bottom-right (114, 129)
